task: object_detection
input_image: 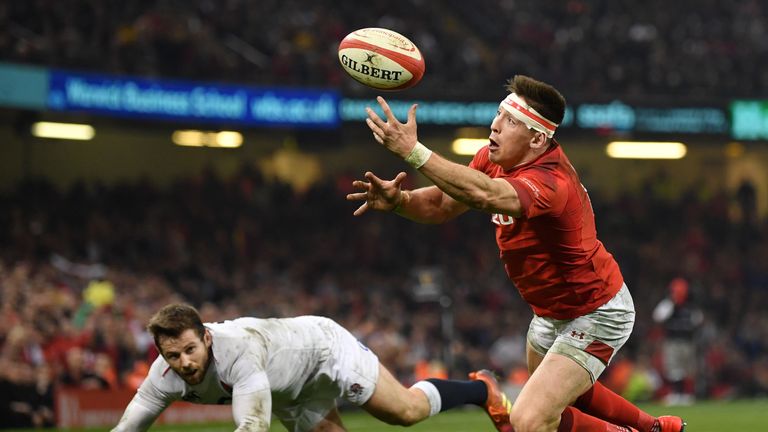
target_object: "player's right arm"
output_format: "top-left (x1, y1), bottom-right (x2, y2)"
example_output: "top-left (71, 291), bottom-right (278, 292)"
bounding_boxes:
top-left (111, 396), bottom-right (166, 432)
top-left (347, 171), bottom-right (469, 223)
top-left (394, 185), bottom-right (469, 223)
top-left (112, 361), bottom-right (175, 432)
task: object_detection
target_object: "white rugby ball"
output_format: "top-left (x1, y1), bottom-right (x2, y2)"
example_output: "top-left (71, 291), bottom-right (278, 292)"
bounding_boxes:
top-left (338, 28), bottom-right (425, 91)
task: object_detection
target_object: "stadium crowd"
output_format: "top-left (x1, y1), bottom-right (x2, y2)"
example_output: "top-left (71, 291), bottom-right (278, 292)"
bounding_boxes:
top-left (1, 0), bottom-right (767, 99)
top-left (0, 167), bottom-right (767, 427)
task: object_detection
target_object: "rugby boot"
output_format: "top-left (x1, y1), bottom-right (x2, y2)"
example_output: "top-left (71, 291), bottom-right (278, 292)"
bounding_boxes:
top-left (469, 369), bottom-right (514, 432)
top-left (654, 415), bottom-right (686, 432)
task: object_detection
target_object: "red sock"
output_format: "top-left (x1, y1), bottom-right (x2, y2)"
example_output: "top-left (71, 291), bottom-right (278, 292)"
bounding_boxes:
top-left (558, 406), bottom-right (635, 432)
top-left (574, 381), bottom-right (656, 432)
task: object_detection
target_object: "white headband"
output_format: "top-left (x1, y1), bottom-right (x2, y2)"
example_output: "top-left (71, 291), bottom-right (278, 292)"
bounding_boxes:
top-left (501, 93), bottom-right (559, 138)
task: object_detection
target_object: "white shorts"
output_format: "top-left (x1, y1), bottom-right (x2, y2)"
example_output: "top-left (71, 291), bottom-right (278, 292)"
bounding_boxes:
top-left (527, 284), bottom-right (635, 382)
top-left (272, 319), bottom-right (380, 432)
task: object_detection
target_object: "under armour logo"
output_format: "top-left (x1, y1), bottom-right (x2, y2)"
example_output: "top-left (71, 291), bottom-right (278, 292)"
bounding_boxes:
top-left (571, 331), bottom-right (585, 339)
top-left (350, 383), bottom-right (364, 395)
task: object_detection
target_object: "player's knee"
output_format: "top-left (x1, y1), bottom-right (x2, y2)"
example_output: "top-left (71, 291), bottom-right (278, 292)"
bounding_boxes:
top-left (366, 398), bottom-right (424, 426)
top-left (510, 406), bottom-right (558, 432)
top-left (385, 405), bottom-right (423, 426)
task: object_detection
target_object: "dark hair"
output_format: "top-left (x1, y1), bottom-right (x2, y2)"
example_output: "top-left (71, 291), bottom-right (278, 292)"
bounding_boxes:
top-left (147, 303), bottom-right (206, 348)
top-left (505, 75), bottom-right (566, 125)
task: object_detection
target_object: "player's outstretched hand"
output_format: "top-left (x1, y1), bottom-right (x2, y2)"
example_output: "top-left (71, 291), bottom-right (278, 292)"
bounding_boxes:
top-left (347, 171), bottom-right (408, 216)
top-left (365, 96), bottom-right (419, 158)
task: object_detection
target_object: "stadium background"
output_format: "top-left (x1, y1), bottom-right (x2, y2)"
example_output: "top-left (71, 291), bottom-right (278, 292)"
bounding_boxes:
top-left (1, 0), bottom-right (767, 429)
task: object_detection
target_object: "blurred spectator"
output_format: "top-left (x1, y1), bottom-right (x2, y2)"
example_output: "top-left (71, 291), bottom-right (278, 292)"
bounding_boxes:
top-left (59, 346), bottom-right (110, 389)
top-left (652, 277), bottom-right (704, 405)
top-left (0, 360), bottom-right (53, 428)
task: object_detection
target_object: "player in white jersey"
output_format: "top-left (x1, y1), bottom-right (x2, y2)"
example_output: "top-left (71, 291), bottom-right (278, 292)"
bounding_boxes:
top-left (112, 304), bottom-right (513, 432)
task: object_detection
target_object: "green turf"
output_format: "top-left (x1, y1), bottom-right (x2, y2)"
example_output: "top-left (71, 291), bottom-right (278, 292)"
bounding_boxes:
top-left (304, 400), bottom-right (768, 431)
top-left (53, 399), bottom-right (765, 431)
top-left (634, 399), bottom-right (768, 432)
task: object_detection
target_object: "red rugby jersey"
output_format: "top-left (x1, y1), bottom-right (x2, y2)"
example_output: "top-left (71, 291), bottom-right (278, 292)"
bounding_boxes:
top-left (469, 143), bottom-right (623, 319)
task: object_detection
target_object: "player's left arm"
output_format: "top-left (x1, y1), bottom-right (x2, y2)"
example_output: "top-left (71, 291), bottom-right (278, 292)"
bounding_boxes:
top-left (418, 153), bottom-right (523, 217)
top-left (232, 388), bottom-right (272, 432)
top-left (226, 347), bottom-right (272, 432)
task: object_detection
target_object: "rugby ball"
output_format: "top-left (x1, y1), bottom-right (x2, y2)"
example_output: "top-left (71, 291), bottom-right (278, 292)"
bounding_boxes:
top-left (338, 28), bottom-right (425, 91)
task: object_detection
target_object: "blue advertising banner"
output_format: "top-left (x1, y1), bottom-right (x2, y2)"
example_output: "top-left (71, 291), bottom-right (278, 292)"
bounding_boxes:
top-left (576, 101), bottom-right (727, 134)
top-left (731, 100), bottom-right (768, 140)
top-left (0, 63), bottom-right (48, 109)
top-left (0, 62), bottom-right (734, 134)
top-left (340, 98), bottom-right (575, 127)
top-left (47, 70), bottom-right (340, 128)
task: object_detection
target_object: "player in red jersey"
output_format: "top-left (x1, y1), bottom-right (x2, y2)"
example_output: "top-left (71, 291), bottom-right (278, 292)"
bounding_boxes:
top-left (347, 75), bottom-right (685, 432)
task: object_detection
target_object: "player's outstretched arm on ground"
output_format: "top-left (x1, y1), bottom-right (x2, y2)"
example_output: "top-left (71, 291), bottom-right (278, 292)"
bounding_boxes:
top-left (111, 397), bottom-right (164, 432)
top-left (232, 389), bottom-right (272, 432)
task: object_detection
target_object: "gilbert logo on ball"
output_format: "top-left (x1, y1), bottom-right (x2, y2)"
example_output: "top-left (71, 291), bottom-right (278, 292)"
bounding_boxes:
top-left (338, 28), bottom-right (425, 91)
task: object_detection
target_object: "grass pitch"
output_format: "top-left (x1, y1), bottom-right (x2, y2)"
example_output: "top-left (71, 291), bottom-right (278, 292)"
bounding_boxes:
top-left (95, 399), bottom-right (765, 431)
